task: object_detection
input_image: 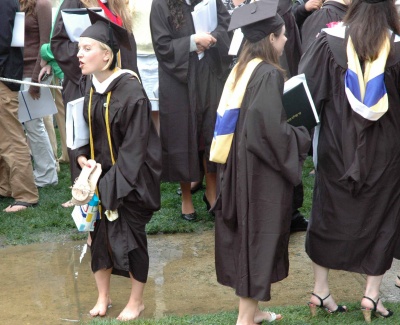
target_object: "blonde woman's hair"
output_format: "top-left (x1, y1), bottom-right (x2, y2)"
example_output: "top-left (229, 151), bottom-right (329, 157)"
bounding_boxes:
top-left (98, 41), bottom-right (115, 71)
top-left (81, 0), bottom-right (133, 33)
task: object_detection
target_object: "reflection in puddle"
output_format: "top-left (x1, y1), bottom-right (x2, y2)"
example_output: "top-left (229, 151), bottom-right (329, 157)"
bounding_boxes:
top-left (0, 231), bottom-right (237, 324)
top-left (0, 231), bottom-right (366, 324)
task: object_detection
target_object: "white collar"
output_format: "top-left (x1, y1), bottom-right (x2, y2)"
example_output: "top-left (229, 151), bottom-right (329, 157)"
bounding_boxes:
top-left (99, 0), bottom-right (107, 3)
top-left (92, 69), bottom-right (134, 94)
top-left (185, 0), bottom-right (191, 4)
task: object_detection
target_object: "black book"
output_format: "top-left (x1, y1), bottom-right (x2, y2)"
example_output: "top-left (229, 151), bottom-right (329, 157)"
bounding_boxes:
top-left (282, 74), bottom-right (319, 131)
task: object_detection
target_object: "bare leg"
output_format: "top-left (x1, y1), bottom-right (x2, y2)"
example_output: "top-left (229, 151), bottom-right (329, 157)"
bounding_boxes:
top-left (237, 297), bottom-right (259, 325)
top-left (181, 182), bottom-right (194, 214)
top-left (203, 156), bottom-right (216, 207)
top-left (309, 262), bottom-right (342, 311)
top-left (362, 275), bottom-right (390, 315)
top-left (117, 273), bottom-right (145, 321)
top-left (396, 274), bottom-right (400, 287)
top-left (90, 268), bottom-right (112, 317)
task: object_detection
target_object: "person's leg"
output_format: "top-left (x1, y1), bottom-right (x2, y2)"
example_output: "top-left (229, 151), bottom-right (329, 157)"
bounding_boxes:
top-left (90, 268), bottom-right (112, 317)
top-left (237, 297), bottom-right (259, 325)
top-left (116, 274), bottom-right (146, 321)
top-left (181, 181), bottom-right (196, 221)
top-left (0, 157), bottom-right (11, 197)
top-left (309, 262), bottom-right (345, 314)
top-left (43, 115), bottom-right (57, 160)
top-left (0, 82), bottom-right (38, 207)
top-left (24, 117), bottom-right (58, 187)
top-left (203, 155), bottom-right (216, 208)
top-left (52, 80), bottom-right (69, 163)
top-left (361, 275), bottom-right (392, 317)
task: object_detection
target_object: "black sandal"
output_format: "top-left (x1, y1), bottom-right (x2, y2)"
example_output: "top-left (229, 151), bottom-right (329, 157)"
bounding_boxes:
top-left (308, 293), bottom-right (347, 317)
top-left (361, 296), bottom-right (393, 323)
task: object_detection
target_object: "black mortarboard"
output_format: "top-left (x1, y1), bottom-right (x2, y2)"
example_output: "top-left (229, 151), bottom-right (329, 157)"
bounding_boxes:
top-left (80, 9), bottom-right (131, 54)
top-left (228, 0), bottom-right (284, 43)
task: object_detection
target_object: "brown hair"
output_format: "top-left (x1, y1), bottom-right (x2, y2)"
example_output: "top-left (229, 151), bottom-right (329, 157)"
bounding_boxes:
top-left (19, 0), bottom-right (36, 16)
top-left (81, 0), bottom-right (133, 33)
top-left (232, 26), bottom-right (285, 89)
top-left (343, 0), bottom-right (400, 61)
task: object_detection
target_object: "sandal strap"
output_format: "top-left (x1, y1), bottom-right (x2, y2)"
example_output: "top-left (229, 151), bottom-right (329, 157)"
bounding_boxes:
top-left (268, 312), bottom-right (276, 322)
top-left (362, 296), bottom-right (377, 312)
top-left (311, 292), bottom-right (331, 307)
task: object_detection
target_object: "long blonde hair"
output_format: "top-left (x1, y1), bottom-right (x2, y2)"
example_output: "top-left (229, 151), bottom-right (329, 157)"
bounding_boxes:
top-left (81, 0), bottom-right (133, 33)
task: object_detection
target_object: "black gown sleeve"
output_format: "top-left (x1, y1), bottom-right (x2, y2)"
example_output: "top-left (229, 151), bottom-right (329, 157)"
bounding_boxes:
top-left (51, 0), bottom-right (82, 86)
top-left (98, 98), bottom-right (153, 211)
top-left (245, 68), bottom-right (311, 186)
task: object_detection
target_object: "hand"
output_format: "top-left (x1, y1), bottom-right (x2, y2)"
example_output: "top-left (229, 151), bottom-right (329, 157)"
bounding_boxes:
top-left (39, 65), bottom-right (52, 82)
top-left (77, 156), bottom-right (89, 169)
top-left (305, 0), bottom-right (322, 11)
top-left (40, 59), bottom-right (48, 68)
top-left (28, 86), bottom-right (40, 100)
top-left (194, 32), bottom-right (217, 50)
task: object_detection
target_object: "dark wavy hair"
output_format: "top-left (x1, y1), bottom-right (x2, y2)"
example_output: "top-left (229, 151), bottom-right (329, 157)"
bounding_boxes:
top-left (343, 0), bottom-right (400, 61)
top-left (167, 0), bottom-right (201, 30)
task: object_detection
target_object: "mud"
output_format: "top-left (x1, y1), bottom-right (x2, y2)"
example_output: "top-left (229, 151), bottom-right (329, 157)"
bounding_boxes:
top-left (0, 231), bottom-right (398, 324)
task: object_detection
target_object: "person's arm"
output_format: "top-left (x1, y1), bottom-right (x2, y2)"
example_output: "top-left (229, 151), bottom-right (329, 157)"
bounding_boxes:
top-left (51, 0), bottom-right (82, 85)
top-left (245, 68), bottom-right (311, 185)
top-left (292, 0), bottom-right (321, 30)
top-left (0, 0), bottom-right (17, 71)
top-left (98, 94), bottom-right (153, 211)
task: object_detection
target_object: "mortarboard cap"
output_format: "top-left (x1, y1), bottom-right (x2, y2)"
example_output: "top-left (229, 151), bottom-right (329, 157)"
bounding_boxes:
top-left (80, 9), bottom-right (131, 54)
top-left (228, 0), bottom-right (284, 43)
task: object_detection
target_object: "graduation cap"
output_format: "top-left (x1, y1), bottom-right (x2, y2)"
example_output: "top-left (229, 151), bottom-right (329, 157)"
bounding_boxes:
top-left (228, 0), bottom-right (284, 43)
top-left (80, 9), bottom-right (131, 54)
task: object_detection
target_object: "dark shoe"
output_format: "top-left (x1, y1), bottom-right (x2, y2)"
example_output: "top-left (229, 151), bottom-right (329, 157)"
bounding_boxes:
top-left (361, 296), bottom-right (393, 323)
top-left (308, 293), bottom-right (347, 317)
top-left (181, 212), bottom-right (197, 221)
top-left (203, 193), bottom-right (215, 216)
top-left (176, 182), bottom-right (204, 196)
top-left (290, 214), bottom-right (308, 232)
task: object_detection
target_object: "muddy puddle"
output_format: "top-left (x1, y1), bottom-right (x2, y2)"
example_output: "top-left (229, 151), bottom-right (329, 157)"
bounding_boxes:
top-left (0, 231), bottom-right (373, 324)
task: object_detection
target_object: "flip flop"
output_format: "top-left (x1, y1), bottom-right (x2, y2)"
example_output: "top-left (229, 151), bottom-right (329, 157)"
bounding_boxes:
top-left (71, 162), bottom-right (102, 206)
top-left (71, 160), bottom-right (97, 204)
top-left (61, 200), bottom-right (75, 208)
top-left (4, 201), bottom-right (38, 213)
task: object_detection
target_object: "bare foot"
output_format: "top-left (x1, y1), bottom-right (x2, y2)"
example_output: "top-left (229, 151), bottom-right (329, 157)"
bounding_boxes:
top-left (116, 302), bottom-right (145, 321)
top-left (89, 297), bottom-right (112, 317)
top-left (4, 204), bottom-right (28, 212)
top-left (254, 309), bottom-right (282, 323)
top-left (361, 296), bottom-right (391, 316)
top-left (61, 200), bottom-right (75, 208)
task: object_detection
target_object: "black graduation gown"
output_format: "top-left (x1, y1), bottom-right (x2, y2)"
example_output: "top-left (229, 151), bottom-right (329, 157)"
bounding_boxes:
top-left (76, 72), bottom-right (162, 280)
top-left (278, 0), bottom-right (302, 77)
top-left (150, 0), bottom-right (231, 182)
top-left (51, 0), bottom-right (140, 183)
top-left (301, 1), bottom-right (347, 52)
top-left (214, 63), bottom-right (310, 301)
top-left (299, 30), bottom-right (400, 275)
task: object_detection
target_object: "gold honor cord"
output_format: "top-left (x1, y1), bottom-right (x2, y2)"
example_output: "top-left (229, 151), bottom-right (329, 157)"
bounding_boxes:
top-left (88, 89), bottom-right (115, 217)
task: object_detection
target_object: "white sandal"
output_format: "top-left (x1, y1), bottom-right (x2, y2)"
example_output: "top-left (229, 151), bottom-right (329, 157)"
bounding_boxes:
top-left (71, 160), bottom-right (101, 205)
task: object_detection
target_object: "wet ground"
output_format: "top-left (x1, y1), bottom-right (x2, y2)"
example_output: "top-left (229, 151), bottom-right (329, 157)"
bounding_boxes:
top-left (0, 231), bottom-right (399, 324)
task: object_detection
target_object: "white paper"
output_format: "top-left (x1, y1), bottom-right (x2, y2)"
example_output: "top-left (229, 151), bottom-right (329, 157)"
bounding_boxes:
top-left (228, 29), bottom-right (244, 56)
top-left (283, 73), bottom-right (320, 124)
top-left (61, 8), bottom-right (103, 42)
top-left (66, 97), bottom-right (89, 149)
top-left (18, 88), bottom-right (58, 123)
top-left (11, 12), bottom-right (25, 47)
top-left (191, 0), bottom-right (217, 33)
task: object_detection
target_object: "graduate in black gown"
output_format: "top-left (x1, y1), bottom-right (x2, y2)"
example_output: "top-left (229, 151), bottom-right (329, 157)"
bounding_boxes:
top-left (212, 2), bottom-right (310, 324)
top-left (299, 0), bottom-right (400, 320)
top-left (75, 11), bottom-right (161, 321)
top-left (150, 0), bottom-right (231, 221)
top-left (51, 0), bottom-right (139, 207)
top-left (300, 0), bottom-right (349, 52)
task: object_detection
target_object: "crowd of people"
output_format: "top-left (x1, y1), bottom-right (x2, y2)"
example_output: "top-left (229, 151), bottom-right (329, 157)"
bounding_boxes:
top-left (1, 0), bottom-right (400, 323)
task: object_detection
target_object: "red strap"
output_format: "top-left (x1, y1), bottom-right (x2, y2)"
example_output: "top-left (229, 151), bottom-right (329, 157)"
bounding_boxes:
top-left (97, 0), bottom-right (123, 27)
